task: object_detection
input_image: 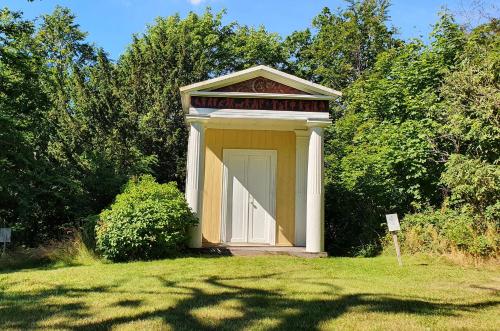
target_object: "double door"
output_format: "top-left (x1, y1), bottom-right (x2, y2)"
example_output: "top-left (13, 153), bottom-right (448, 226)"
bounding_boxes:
top-left (222, 149), bottom-right (276, 244)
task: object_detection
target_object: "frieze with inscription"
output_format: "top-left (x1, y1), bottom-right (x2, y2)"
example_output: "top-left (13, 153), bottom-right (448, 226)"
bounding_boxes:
top-left (191, 96), bottom-right (329, 112)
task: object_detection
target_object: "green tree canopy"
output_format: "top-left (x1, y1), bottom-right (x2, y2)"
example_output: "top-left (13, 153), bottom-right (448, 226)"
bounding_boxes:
top-left (285, 0), bottom-right (398, 89)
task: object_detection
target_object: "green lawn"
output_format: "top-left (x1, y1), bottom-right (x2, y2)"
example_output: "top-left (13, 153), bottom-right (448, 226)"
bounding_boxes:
top-left (1, 254), bottom-right (499, 330)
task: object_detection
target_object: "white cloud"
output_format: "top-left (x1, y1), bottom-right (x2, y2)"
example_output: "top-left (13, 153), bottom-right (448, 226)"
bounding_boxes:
top-left (188, 0), bottom-right (204, 5)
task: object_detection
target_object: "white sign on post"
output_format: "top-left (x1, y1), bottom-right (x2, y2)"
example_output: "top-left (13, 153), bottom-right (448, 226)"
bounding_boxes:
top-left (0, 228), bottom-right (10, 257)
top-left (0, 228), bottom-right (11, 243)
top-left (385, 214), bottom-right (400, 232)
top-left (385, 214), bottom-right (402, 266)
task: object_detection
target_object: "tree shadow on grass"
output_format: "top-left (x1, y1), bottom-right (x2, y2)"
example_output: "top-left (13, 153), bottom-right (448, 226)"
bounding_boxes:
top-left (1, 273), bottom-right (498, 330)
top-left (0, 284), bottom-right (117, 329)
top-left (114, 299), bottom-right (143, 308)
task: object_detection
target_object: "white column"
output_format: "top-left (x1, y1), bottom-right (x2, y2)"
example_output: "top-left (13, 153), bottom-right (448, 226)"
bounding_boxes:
top-left (306, 126), bottom-right (324, 253)
top-left (185, 120), bottom-right (205, 248)
top-left (295, 130), bottom-right (309, 246)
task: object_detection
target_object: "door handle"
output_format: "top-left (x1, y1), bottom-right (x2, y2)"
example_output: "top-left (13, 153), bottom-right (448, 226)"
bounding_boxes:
top-left (250, 199), bottom-right (257, 208)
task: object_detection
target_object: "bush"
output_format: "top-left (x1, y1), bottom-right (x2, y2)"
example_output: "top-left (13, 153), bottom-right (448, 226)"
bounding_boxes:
top-left (351, 242), bottom-right (381, 257)
top-left (400, 209), bottom-right (498, 258)
top-left (396, 155), bottom-right (499, 260)
top-left (441, 154), bottom-right (500, 218)
top-left (81, 214), bottom-right (99, 251)
top-left (95, 175), bottom-right (197, 261)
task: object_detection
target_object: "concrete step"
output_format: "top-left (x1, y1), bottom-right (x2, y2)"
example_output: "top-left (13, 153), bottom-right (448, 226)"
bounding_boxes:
top-left (192, 245), bottom-right (328, 258)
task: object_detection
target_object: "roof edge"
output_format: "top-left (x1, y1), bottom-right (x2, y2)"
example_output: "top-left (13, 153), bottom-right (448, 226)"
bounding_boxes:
top-left (180, 65), bottom-right (342, 97)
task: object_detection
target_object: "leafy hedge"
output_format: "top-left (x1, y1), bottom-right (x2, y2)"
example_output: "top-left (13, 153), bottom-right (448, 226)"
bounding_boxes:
top-left (400, 209), bottom-right (498, 257)
top-left (96, 175), bottom-right (197, 261)
top-left (399, 154), bottom-right (499, 258)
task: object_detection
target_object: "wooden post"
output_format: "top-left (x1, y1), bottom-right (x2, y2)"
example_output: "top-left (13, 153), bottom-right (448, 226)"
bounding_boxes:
top-left (392, 232), bottom-right (402, 266)
top-left (386, 214), bottom-right (402, 267)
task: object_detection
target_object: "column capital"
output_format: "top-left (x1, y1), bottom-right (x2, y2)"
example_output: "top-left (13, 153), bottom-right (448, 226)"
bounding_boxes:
top-left (306, 119), bottom-right (331, 129)
top-left (294, 129), bottom-right (309, 137)
top-left (186, 115), bottom-right (209, 125)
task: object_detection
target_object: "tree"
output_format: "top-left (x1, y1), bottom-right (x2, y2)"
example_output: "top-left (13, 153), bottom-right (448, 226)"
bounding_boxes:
top-left (227, 25), bottom-right (287, 71)
top-left (116, 8), bottom-right (289, 187)
top-left (438, 19), bottom-right (499, 163)
top-left (323, 12), bottom-right (468, 255)
top-left (0, 8), bottom-right (78, 243)
top-left (285, 0), bottom-right (398, 89)
top-left (116, 10), bottom-right (231, 187)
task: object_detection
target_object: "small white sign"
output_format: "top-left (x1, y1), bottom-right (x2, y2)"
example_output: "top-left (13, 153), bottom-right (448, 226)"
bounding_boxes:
top-left (385, 214), bottom-right (400, 232)
top-left (0, 228), bottom-right (11, 243)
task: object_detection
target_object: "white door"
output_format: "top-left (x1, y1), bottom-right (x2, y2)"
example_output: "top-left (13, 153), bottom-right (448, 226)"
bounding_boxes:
top-left (222, 149), bottom-right (276, 245)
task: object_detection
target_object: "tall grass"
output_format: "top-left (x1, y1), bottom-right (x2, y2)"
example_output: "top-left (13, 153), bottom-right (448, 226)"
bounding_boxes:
top-left (39, 232), bottom-right (101, 267)
top-left (384, 219), bottom-right (499, 267)
top-left (0, 231), bottom-right (101, 271)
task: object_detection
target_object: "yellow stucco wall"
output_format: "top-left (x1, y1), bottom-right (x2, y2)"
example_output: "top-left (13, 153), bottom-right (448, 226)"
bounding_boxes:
top-left (202, 129), bottom-right (296, 246)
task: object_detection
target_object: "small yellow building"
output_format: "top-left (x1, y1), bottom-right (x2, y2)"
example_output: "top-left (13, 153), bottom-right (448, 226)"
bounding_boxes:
top-left (180, 66), bottom-right (341, 253)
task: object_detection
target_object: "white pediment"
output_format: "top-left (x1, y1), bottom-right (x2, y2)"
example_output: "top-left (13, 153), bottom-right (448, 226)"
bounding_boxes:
top-left (180, 65), bottom-right (341, 113)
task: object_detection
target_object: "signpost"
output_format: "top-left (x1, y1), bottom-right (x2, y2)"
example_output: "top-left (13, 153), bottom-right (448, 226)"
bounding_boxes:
top-left (0, 228), bottom-right (11, 257)
top-left (385, 214), bottom-right (402, 266)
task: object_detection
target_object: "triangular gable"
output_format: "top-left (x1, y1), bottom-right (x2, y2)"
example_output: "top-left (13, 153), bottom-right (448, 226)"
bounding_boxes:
top-left (210, 77), bottom-right (310, 95)
top-left (179, 65), bottom-right (341, 113)
top-left (180, 65), bottom-right (341, 96)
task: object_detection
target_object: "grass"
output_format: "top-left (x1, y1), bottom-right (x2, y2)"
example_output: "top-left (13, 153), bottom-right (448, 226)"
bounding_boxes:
top-left (0, 235), bottom-right (99, 271)
top-left (0, 253), bottom-right (499, 330)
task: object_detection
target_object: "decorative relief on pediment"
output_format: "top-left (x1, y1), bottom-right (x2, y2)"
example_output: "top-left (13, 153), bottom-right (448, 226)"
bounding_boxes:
top-left (211, 77), bottom-right (310, 95)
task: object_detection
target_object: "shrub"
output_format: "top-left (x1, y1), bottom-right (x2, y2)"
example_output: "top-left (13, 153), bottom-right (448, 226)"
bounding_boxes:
top-left (351, 242), bottom-right (381, 257)
top-left (81, 214), bottom-right (99, 251)
top-left (396, 155), bottom-right (499, 260)
top-left (96, 175), bottom-right (197, 262)
top-left (399, 209), bottom-right (498, 258)
top-left (441, 154), bottom-right (500, 218)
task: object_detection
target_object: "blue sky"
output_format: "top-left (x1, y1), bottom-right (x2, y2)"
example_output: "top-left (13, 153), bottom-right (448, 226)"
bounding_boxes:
top-left (3, 0), bottom-right (498, 60)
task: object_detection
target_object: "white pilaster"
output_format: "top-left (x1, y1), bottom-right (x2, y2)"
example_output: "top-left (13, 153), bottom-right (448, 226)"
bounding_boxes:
top-left (185, 120), bottom-right (205, 248)
top-left (294, 130), bottom-right (309, 246)
top-left (306, 126), bottom-right (324, 253)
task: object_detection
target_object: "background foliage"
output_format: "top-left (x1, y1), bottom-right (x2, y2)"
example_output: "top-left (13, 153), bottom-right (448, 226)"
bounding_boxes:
top-left (0, 1), bottom-right (498, 257)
